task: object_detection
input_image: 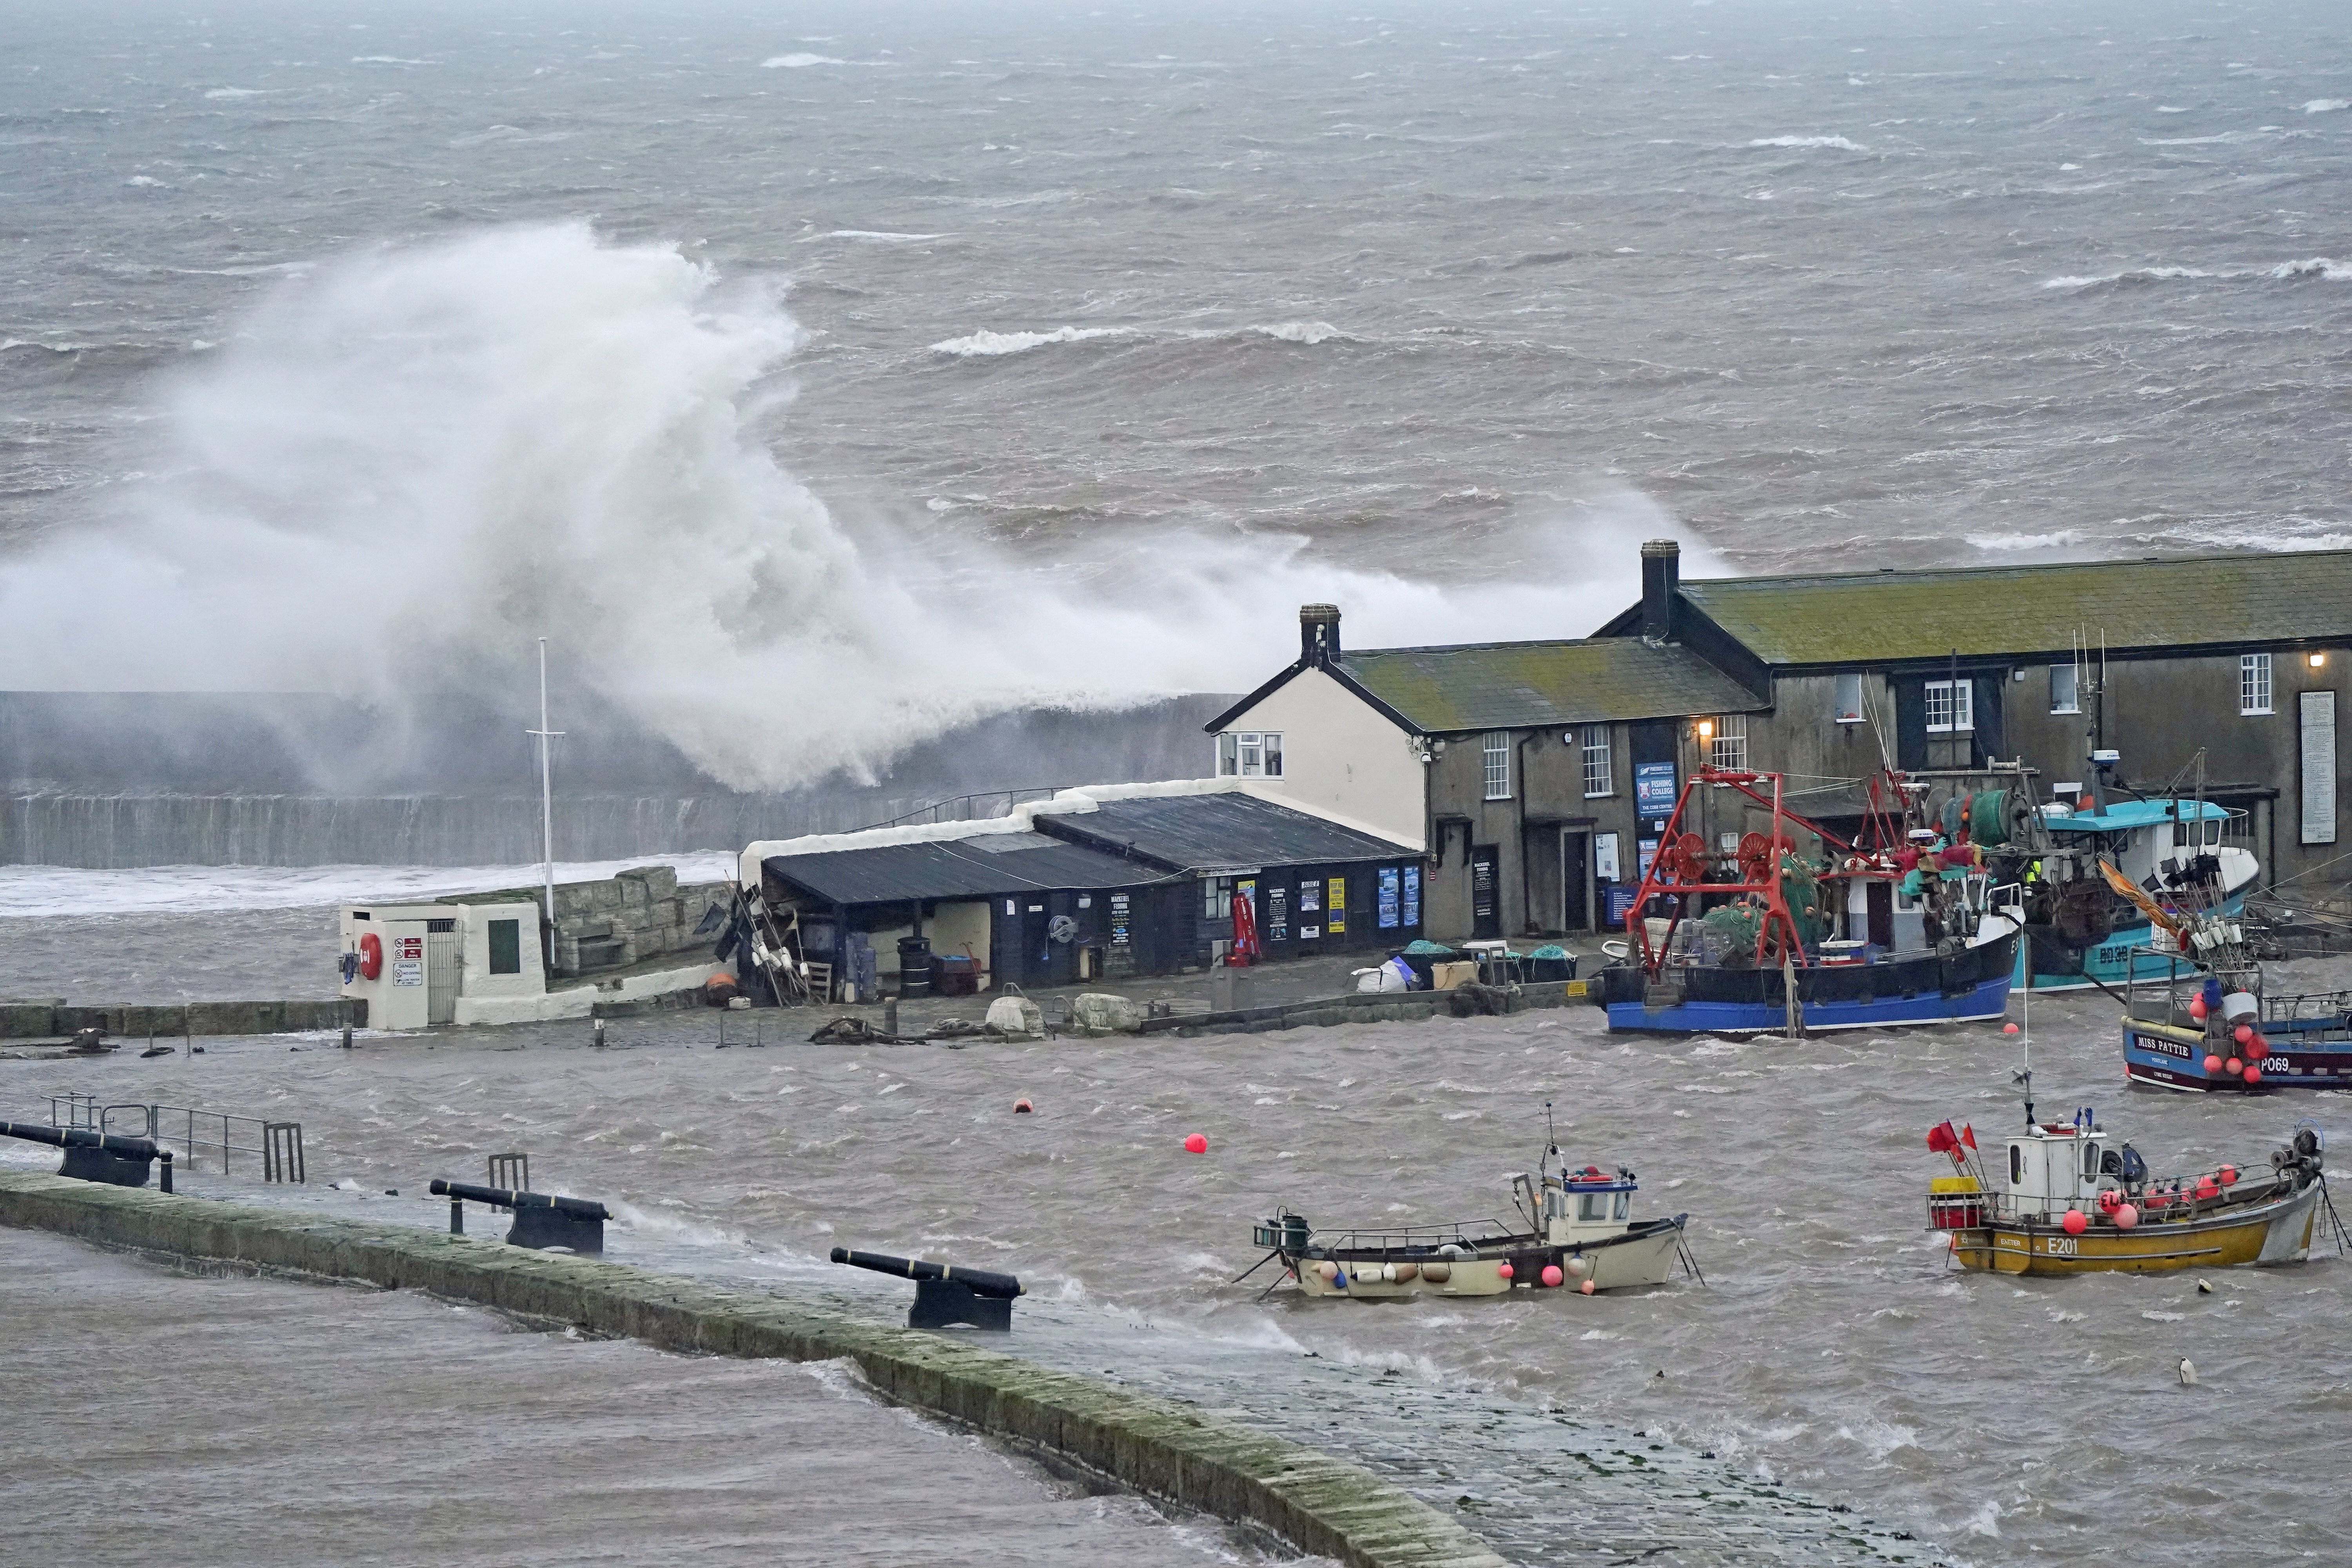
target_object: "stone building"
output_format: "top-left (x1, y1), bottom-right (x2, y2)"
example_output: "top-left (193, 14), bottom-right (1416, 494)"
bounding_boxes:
top-left (1209, 543), bottom-right (2352, 943)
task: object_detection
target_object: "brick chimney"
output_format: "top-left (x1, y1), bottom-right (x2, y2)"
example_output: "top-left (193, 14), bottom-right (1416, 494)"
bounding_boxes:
top-left (1639, 540), bottom-right (1680, 644)
top-left (1299, 604), bottom-right (1341, 666)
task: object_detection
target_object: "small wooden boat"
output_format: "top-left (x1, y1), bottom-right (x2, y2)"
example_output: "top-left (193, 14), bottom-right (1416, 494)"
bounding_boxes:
top-left (1924, 1108), bottom-right (2326, 1275)
top-left (1251, 1160), bottom-right (1690, 1299)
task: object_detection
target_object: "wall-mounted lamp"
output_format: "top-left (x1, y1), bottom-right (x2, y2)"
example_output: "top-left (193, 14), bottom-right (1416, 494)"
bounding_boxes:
top-left (1695, 718), bottom-right (1715, 742)
top-left (2310, 652), bottom-right (2328, 670)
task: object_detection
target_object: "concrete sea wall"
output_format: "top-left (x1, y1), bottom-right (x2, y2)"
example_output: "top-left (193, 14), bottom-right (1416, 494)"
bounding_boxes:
top-left (0, 1172), bottom-right (1503, 1568)
top-left (0, 997), bottom-right (363, 1041)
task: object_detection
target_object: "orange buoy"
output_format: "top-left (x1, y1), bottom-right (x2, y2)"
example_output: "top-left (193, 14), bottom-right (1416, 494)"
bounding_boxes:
top-left (2235, 1022), bottom-right (2255, 1046)
top-left (2225, 1057), bottom-right (2243, 1075)
top-left (1497, 1261), bottom-right (1515, 1281)
top-left (1183, 1132), bottom-right (1208, 1154)
top-left (1013, 1098), bottom-right (1034, 1114)
top-left (1541, 1264), bottom-right (1564, 1287)
top-left (1579, 1278), bottom-right (1596, 1295)
top-left (2203, 1054), bottom-right (2224, 1074)
top-left (2219, 1165), bottom-right (2239, 1185)
top-left (2243, 1065), bottom-right (2263, 1085)
top-left (2003, 1022), bottom-right (2020, 1035)
top-left (2114, 1203), bottom-right (2139, 1230)
top-left (2062, 1209), bottom-right (2088, 1236)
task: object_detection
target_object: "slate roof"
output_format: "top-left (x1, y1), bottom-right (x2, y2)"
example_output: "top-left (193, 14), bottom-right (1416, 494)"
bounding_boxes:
top-left (1669, 550), bottom-right (2352, 666)
top-left (1327, 639), bottom-right (1768, 733)
top-left (761, 831), bottom-right (1145, 906)
top-left (1045, 791), bottom-right (1415, 870)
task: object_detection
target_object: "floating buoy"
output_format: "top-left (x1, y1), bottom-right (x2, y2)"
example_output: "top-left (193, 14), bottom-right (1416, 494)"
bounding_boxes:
top-left (1565, 1255), bottom-right (1589, 1278)
top-left (1579, 1279), bottom-right (1596, 1295)
top-left (1183, 1133), bottom-right (1208, 1154)
top-left (1013, 1098), bottom-right (1033, 1114)
top-left (2179, 1357), bottom-right (2199, 1387)
top-left (1315, 1260), bottom-right (1339, 1281)
top-left (2204, 1054), bottom-right (2225, 1074)
top-left (2003, 1022), bottom-right (2020, 1035)
top-left (1541, 1264), bottom-right (1564, 1288)
top-left (2062, 1209), bottom-right (2088, 1236)
top-left (2197, 1278), bottom-right (2214, 1294)
top-left (2235, 1023), bottom-right (2255, 1046)
top-left (2243, 1065), bottom-right (2263, 1085)
top-left (2225, 1057), bottom-right (2243, 1076)
top-left (2114, 1203), bottom-right (2139, 1230)
top-left (1497, 1261), bottom-right (1515, 1281)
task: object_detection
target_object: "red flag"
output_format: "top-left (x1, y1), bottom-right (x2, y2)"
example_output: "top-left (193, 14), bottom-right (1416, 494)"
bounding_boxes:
top-left (1960, 1123), bottom-right (1978, 1151)
top-left (1926, 1122), bottom-right (1958, 1155)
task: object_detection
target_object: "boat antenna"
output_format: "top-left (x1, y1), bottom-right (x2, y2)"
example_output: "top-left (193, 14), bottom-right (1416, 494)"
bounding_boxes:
top-left (1545, 1099), bottom-right (1559, 1160)
top-left (2013, 971), bottom-right (2034, 1129)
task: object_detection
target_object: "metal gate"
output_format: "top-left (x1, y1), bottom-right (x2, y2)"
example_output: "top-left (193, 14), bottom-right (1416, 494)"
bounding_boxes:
top-left (426, 918), bottom-right (460, 1025)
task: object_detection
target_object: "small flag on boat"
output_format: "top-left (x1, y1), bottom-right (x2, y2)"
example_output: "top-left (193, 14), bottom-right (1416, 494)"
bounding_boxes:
top-left (1926, 1121), bottom-right (1960, 1154)
top-left (1960, 1123), bottom-right (1978, 1151)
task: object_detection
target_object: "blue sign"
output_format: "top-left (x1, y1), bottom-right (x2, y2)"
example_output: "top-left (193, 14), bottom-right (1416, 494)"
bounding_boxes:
top-left (1606, 885), bottom-right (1639, 926)
top-left (1402, 865), bottom-right (1421, 928)
top-left (1377, 867), bottom-right (1401, 929)
top-left (1635, 761), bottom-right (1678, 816)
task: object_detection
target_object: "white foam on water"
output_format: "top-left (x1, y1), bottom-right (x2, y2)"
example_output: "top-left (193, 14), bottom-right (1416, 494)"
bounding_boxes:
top-left (928, 325), bottom-right (1132, 356)
top-left (1251, 321), bottom-right (1345, 344)
top-left (0, 854), bottom-right (734, 918)
top-left (2305, 99), bottom-right (2351, 113)
top-left (1966, 529), bottom-right (2083, 551)
top-left (762, 53), bottom-right (843, 68)
top-left (806, 229), bottom-right (949, 242)
top-left (352, 56), bottom-right (433, 65)
top-left (1747, 135), bottom-right (1868, 151)
top-left (203, 87), bottom-right (267, 99)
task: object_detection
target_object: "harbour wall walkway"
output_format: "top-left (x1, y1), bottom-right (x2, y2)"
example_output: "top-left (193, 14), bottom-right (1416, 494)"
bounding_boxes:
top-left (0, 1171), bottom-right (1503, 1568)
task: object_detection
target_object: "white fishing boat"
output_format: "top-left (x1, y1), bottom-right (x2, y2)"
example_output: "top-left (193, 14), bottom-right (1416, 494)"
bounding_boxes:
top-left (1249, 1152), bottom-right (1692, 1300)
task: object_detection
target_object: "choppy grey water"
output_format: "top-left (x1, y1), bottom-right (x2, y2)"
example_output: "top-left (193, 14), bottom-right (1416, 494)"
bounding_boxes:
top-left (0, 1229), bottom-right (1266, 1567)
top-left (9, 960), bottom-right (2352, 1565)
top-left (7, 0), bottom-right (2349, 568)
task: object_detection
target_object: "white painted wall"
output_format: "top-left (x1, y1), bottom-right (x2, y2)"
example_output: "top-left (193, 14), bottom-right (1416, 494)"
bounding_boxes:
top-left (1214, 667), bottom-right (1426, 848)
top-left (340, 901), bottom-right (544, 1031)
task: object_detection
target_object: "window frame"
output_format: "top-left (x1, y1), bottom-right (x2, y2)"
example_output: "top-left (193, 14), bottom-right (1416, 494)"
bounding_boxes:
top-left (2049, 662), bottom-right (2080, 715)
top-left (1216, 732), bottom-right (1238, 775)
top-left (1708, 713), bottom-right (1748, 771)
top-left (1581, 725), bottom-right (1614, 798)
top-left (1925, 678), bottom-right (1975, 735)
top-left (1261, 732), bottom-right (1283, 778)
top-left (1833, 672), bottom-right (1866, 725)
top-left (1482, 731), bottom-right (1513, 801)
top-left (2240, 652), bottom-right (2273, 716)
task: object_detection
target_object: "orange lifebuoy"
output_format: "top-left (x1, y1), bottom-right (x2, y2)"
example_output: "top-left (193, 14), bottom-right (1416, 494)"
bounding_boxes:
top-left (359, 931), bottom-right (383, 980)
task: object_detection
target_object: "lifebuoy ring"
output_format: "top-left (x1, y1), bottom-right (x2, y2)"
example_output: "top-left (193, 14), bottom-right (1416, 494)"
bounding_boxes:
top-left (359, 931), bottom-right (383, 980)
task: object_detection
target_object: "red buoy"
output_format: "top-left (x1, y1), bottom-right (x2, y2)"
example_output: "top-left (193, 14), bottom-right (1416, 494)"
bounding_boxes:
top-left (1541, 1264), bottom-right (1564, 1288)
top-left (2004, 1022), bottom-right (2020, 1035)
top-left (2114, 1203), bottom-right (2140, 1230)
top-left (2062, 1209), bottom-right (2089, 1236)
top-left (2196, 1177), bottom-right (2220, 1200)
top-left (2235, 1022), bottom-right (2255, 1046)
top-left (1579, 1278), bottom-right (1596, 1295)
top-left (2225, 1057), bottom-right (2243, 1076)
top-left (1497, 1261), bottom-right (1515, 1281)
top-left (1183, 1132), bottom-right (1208, 1154)
top-left (2243, 1065), bottom-right (2263, 1085)
top-left (2203, 1054), bottom-right (2225, 1074)
top-left (2219, 1165), bottom-right (2239, 1185)
top-left (1013, 1098), bottom-right (1034, 1114)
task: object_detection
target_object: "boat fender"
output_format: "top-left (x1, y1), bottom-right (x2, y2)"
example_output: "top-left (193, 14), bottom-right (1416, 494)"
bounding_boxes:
top-left (1497, 1261), bottom-right (1515, 1281)
top-left (1541, 1264), bottom-right (1564, 1288)
top-left (2114, 1203), bottom-right (2139, 1230)
top-left (1579, 1279), bottom-right (1596, 1295)
top-left (1420, 1262), bottom-right (1452, 1284)
top-left (2243, 1065), bottom-right (2262, 1085)
top-left (1393, 1262), bottom-right (1418, 1283)
top-left (1437, 1243), bottom-right (1464, 1259)
top-left (358, 931), bottom-right (383, 980)
top-left (1333, 1269), bottom-right (1348, 1290)
top-left (1564, 1254), bottom-right (1589, 1278)
top-left (2204, 1054), bottom-right (2225, 1074)
top-left (1379, 1262), bottom-right (1397, 1284)
top-left (2061, 1210), bottom-right (2088, 1236)
top-left (1314, 1260), bottom-right (1339, 1281)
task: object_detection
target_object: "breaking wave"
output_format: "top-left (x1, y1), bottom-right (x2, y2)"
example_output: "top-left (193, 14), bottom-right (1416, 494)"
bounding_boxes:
top-left (762, 53), bottom-right (842, 68)
top-left (1746, 135), bottom-right (1867, 151)
top-left (0, 223), bottom-right (1702, 791)
top-left (2043, 258), bottom-right (2351, 289)
top-left (927, 325), bottom-right (1132, 356)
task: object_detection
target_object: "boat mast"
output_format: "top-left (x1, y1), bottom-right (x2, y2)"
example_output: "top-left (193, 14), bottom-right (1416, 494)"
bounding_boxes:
top-left (527, 638), bottom-right (565, 956)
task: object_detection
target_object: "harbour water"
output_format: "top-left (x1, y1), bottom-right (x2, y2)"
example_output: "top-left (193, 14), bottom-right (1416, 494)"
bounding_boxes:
top-left (8, 944), bottom-right (2352, 1564)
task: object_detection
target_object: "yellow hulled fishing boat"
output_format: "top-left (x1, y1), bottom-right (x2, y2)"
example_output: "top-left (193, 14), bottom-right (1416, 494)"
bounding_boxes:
top-left (1924, 1110), bottom-right (2327, 1276)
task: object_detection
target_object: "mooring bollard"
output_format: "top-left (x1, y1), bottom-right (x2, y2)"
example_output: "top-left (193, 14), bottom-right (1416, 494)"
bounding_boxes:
top-left (341, 1025), bottom-right (354, 1050)
top-left (829, 1246), bottom-right (1025, 1331)
top-left (0, 1120), bottom-right (166, 1189)
top-left (593, 1018), bottom-right (608, 1049)
top-left (430, 1178), bottom-right (610, 1253)
top-left (882, 998), bottom-right (898, 1038)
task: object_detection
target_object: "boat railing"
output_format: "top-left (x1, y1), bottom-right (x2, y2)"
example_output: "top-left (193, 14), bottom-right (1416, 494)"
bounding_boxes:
top-left (2263, 989), bottom-right (2352, 1030)
top-left (1274, 1218), bottom-right (1520, 1254)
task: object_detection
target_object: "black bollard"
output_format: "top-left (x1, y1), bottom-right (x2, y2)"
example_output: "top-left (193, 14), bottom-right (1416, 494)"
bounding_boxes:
top-left (158, 1149), bottom-right (173, 1194)
top-left (593, 1018), bottom-right (608, 1049)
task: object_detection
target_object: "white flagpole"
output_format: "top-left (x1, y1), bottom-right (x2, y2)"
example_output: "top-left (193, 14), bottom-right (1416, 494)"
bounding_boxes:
top-left (527, 639), bottom-right (565, 955)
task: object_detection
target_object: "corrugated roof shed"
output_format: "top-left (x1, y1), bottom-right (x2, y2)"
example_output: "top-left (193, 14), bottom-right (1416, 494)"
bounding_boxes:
top-left (1047, 792), bottom-right (1415, 870)
top-left (1677, 551), bottom-right (2352, 666)
top-left (1330, 639), bottom-right (1766, 733)
top-left (762, 832), bottom-right (1146, 906)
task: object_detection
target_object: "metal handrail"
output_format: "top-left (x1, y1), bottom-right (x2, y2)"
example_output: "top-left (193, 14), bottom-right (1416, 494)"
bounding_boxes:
top-left (855, 785), bottom-right (1072, 833)
top-left (1286, 1218), bottom-right (1523, 1252)
top-left (51, 1094), bottom-right (302, 1182)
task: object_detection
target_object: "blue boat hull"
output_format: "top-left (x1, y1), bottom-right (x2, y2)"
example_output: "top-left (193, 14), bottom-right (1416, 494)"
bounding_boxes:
top-left (1604, 933), bottom-right (2017, 1035)
top-left (2125, 1010), bottom-right (2352, 1092)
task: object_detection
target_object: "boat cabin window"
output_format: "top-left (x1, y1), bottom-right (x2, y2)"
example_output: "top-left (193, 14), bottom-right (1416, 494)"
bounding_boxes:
top-left (1613, 1192), bottom-right (1630, 1221)
top-left (2010, 1144), bottom-right (2024, 1185)
top-left (1577, 1192), bottom-right (1609, 1222)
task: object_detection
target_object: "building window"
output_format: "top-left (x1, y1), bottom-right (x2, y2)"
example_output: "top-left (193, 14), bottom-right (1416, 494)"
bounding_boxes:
top-left (1709, 714), bottom-right (1748, 771)
top-left (488, 918), bottom-right (522, 975)
top-left (2241, 653), bottom-right (2272, 716)
top-left (1581, 726), bottom-right (1613, 798)
top-left (1833, 673), bottom-right (1866, 724)
top-left (1926, 679), bottom-right (1974, 734)
top-left (1482, 731), bottom-right (1512, 800)
top-left (1203, 875), bottom-right (1234, 919)
top-left (1216, 731), bottom-right (1283, 777)
top-left (2050, 662), bottom-right (2079, 715)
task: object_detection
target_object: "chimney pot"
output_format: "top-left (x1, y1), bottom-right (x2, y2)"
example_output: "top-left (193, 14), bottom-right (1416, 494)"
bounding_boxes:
top-left (1299, 603), bottom-right (1341, 664)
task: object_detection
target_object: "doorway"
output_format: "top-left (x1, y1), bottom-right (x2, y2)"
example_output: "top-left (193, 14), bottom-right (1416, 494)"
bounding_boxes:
top-left (1561, 832), bottom-right (1592, 933)
top-left (1470, 846), bottom-right (1501, 940)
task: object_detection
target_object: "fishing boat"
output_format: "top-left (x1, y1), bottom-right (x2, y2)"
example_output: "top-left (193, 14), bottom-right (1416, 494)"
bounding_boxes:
top-left (1598, 766), bottom-right (2015, 1034)
top-left (1247, 1154), bottom-right (1691, 1299)
top-left (2118, 940), bottom-right (2352, 1092)
top-left (1924, 1105), bottom-right (2327, 1274)
top-left (1978, 798), bottom-right (2259, 995)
